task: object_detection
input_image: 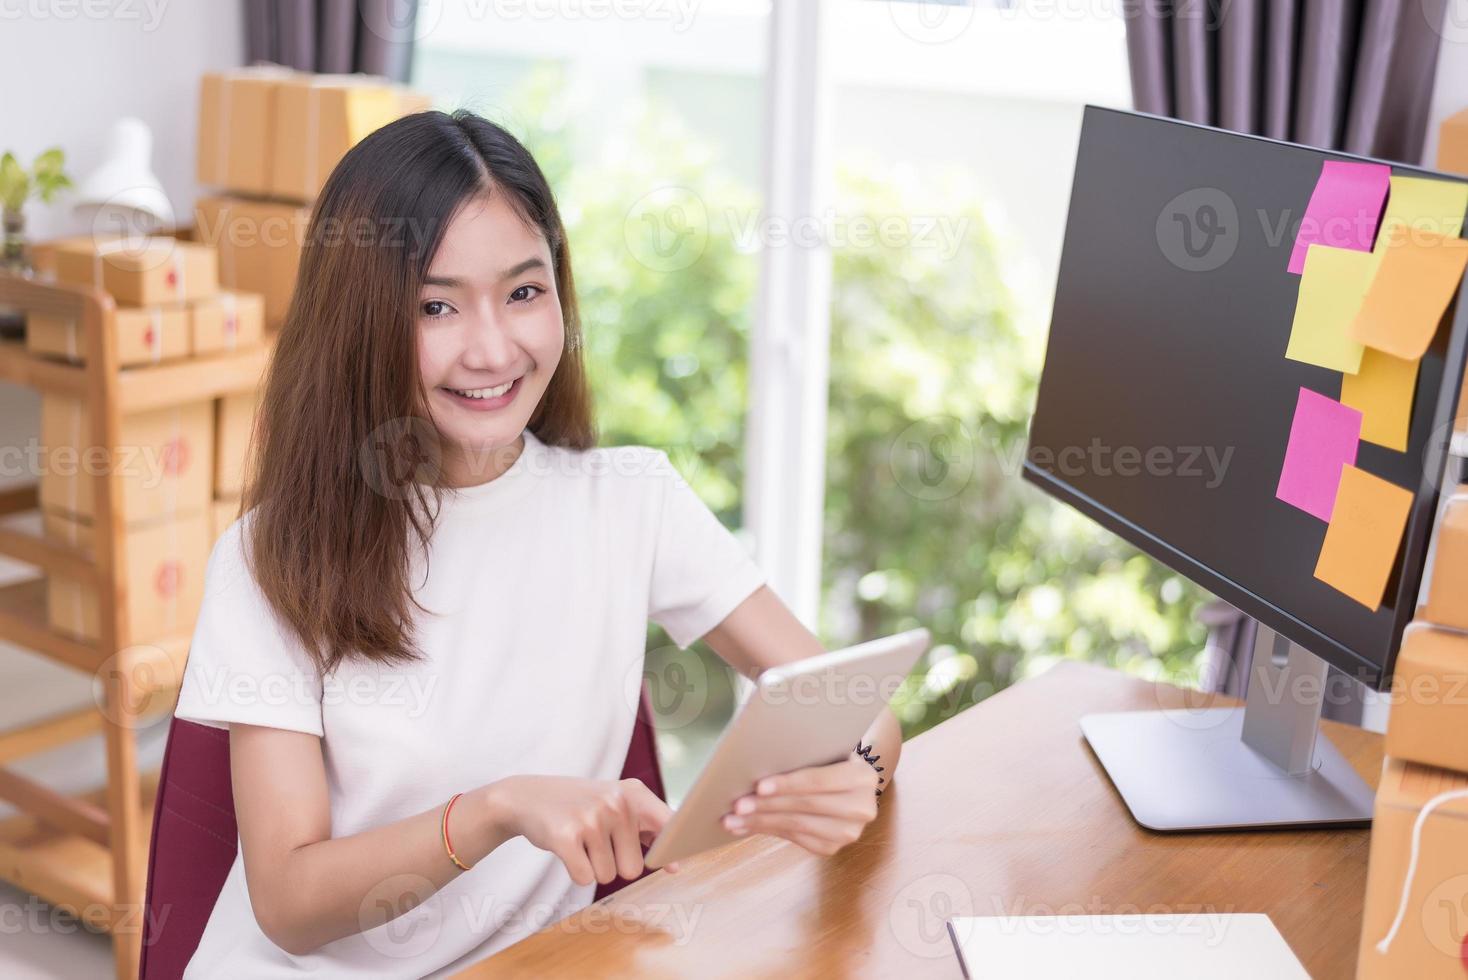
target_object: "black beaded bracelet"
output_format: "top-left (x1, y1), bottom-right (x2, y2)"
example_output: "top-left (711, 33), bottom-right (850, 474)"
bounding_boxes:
top-left (855, 741), bottom-right (885, 799)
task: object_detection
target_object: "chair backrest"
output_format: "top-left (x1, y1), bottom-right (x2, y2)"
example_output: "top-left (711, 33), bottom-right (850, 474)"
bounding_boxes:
top-left (139, 688), bottom-right (666, 978)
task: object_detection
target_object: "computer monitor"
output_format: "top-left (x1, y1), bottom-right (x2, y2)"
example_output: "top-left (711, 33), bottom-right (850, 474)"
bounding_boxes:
top-left (1024, 107), bottom-right (1468, 831)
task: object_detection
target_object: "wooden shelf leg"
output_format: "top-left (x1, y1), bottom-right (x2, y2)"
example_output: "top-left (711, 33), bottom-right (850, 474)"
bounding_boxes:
top-left (101, 661), bottom-right (144, 980)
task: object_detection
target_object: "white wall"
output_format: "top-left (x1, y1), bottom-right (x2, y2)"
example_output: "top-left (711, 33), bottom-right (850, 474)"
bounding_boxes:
top-left (1, 6), bottom-right (243, 240)
top-left (0, 6), bottom-right (243, 488)
top-left (1424, 7), bottom-right (1468, 168)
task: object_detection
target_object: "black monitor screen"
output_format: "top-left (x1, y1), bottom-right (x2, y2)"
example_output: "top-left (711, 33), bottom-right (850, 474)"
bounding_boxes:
top-left (1024, 107), bottom-right (1468, 691)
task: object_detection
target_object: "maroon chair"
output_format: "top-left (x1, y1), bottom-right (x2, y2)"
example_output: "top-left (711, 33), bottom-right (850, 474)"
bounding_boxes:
top-left (139, 689), bottom-right (667, 978)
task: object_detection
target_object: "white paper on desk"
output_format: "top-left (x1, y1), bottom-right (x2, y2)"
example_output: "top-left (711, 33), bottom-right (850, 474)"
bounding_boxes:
top-left (945, 913), bottom-right (1309, 979)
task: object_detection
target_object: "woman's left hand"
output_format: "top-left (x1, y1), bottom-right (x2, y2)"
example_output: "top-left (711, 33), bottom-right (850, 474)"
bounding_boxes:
top-left (720, 753), bottom-right (880, 856)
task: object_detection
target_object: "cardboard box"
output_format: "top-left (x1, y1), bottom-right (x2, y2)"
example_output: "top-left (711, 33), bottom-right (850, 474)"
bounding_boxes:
top-left (1386, 624), bottom-right (1468, 774)
top-left (192, 290), bottom-right (265, 356)
top-left (398, 88), bottom-right (433, 116)
top-left (1422, 490), bottom-right (1468, 632)
top-left (1357, 757), bottom-right (1468, 979)
top-left (44, 510), bottom-right (209, 643)
top-left (214, 392), bottom-right (258, 499)
top-left (197, 67), bottom-right (295, 196)
top-left (30, 233), bottom-right (121, 280)
top-left (40, 396), bottom-right (214, 524)
top-left (212, 497), bottom-right (240, 547)
top-left (194, 196), bottom-right (308, 328)
top-left (1437, 107), bottom-right (1468, 177)
top-left (270, 75), bottom-right (403, 202)
top-left (54, 238), bottom-right (219, 307)
top-left (27, 303), bottom-right (190, 366)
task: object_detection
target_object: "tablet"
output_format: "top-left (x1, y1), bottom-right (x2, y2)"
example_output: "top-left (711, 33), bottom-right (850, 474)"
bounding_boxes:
top-left (643, 627), bottom-right (930, 869)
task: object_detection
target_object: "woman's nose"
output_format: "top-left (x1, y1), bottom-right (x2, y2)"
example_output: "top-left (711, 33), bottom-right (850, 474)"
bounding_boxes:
top-left (459, 316), bottom-right (517, 370)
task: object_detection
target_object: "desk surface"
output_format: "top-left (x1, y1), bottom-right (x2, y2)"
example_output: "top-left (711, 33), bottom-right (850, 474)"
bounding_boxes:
top-left (463, 661), bottom-right (1383, 979)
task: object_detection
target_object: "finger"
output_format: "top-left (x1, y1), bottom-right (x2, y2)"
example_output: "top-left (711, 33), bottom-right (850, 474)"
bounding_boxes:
top-left (556, 838), bottom-right (596, 887)
top-left (608, 807), bottom-right (645, 882)
top-left (730, 790), bottom-right (876, 820)
top-left (756, 758), bottom-right (868, 798)
top-left (723, 811), bottom-right (862, 846)
top-left (623, 778), bottom-right (675, 833)
top-left (582, 832), bottom-right (619, 885)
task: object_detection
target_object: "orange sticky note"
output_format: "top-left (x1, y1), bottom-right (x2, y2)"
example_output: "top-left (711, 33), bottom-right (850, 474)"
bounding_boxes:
top-left (1313, 465), bottom-right (1414, 609)
top-left (1340, 347), bottom-right (1419, 451)
top-left (1351, 224), bottom-right (1468, 360)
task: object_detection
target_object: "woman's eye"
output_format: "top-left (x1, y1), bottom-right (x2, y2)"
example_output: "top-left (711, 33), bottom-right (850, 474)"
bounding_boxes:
top-left (422, 300), bottom-right (453, 319)
top-left (509, 284), bottom-right (544, 305)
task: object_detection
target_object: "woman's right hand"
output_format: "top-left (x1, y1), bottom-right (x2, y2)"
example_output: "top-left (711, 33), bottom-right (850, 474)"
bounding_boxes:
top-left (485, 775), bottom-right (681, 886)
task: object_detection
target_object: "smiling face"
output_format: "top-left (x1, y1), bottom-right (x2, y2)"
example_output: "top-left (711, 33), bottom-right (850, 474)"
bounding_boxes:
top-left (416, 190), bottom-right (564, 486)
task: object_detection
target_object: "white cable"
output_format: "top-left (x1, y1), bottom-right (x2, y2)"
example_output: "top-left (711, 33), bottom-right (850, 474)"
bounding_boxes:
top-left (1375, 786), bottom-right (1468, 954)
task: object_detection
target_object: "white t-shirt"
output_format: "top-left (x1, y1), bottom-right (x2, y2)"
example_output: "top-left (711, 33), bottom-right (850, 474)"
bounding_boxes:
top-left (172, 427), bottom-right (765, 978)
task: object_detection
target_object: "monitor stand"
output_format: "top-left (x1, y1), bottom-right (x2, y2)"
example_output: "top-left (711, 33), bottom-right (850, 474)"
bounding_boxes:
top-left (1079, 625), bottom-right (1375, 831)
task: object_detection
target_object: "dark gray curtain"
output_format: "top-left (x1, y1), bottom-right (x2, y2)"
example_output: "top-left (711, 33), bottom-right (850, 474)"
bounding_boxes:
top-left (242, 0), bottom-right (417, 82)
top-left (1124, 0), bottom-right (1449, 164)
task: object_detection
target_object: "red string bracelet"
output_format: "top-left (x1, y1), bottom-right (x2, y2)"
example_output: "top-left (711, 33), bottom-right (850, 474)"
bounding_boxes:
top-left (442, 792), bottom-right (472, 871)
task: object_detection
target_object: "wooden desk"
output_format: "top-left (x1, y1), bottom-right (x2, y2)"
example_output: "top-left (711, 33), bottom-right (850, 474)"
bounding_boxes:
top-left (463, 661), bottom-right (1383, 979)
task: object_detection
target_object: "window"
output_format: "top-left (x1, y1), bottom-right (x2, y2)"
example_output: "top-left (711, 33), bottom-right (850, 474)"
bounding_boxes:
top-left (413, 0), bottom-right (1214, 787)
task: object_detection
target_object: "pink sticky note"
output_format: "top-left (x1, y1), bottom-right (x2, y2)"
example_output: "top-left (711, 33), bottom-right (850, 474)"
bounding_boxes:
top-left (1287, 161), bottom-right (1391, 274)
top-left (1276, 388), bottom-right (1363, 522)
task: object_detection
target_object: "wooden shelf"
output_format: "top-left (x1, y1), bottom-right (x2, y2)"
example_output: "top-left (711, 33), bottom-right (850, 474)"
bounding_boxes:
top-left (0, 340), bottom-right (89, 397)
top-left (0, 767), bottom-right (160, 933)
top-left (0, 707), bottom-right (103, 767)
top-left (0, 577), bottom-right (192, 697)
top-left (0, 338), bottom-right (272, 412)
top-left (0, 265), bottom-right (262, 980)
top-left (0, 499), bottom-right (100, 585)
top-left (0, 579), bottom-right (101, 675)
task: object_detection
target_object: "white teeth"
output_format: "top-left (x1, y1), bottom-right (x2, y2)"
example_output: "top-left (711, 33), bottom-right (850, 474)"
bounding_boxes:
top-left (449, 380), bottom-right (515, 399)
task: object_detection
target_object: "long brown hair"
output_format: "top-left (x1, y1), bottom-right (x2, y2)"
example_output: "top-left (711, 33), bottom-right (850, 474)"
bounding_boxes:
top-left (241, 110), bottom-right (596, 674)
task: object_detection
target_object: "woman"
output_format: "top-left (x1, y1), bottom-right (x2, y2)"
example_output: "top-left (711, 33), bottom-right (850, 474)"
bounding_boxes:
top-left (173, 109), bottom-right (901, 978)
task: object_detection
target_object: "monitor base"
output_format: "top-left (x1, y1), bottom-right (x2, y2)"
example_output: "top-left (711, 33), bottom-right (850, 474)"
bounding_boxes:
top-left (1080, 707), bottom-right (1375, 831)
top-left (1081, 627), bottom-right (1377, 831)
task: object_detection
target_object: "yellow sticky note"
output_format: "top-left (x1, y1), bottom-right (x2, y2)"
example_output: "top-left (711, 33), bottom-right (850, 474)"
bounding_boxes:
top-left (1341, 348), bottom-right (1419, 451)
top-left (1313, 465), bottom-right (1414, 609)
top-left (1285, 244), bottom-right (1373, 373)
top-left (1351, 224), bottom-right (1468, 360)
top-left (1375, 175), bottom-right (1468, 249)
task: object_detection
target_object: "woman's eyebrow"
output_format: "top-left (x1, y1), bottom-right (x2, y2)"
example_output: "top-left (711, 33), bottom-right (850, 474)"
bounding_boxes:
top-left (422, 257), bottom-right (547, 289)
top-left (497, 256), bottom-right (548, 280)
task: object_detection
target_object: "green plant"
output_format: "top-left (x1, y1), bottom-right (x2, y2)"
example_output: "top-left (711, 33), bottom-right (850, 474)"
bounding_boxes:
top-left (821, 164), bottom-right (1212, 736)
top-left (0, 148), bottom-right (71, 214)
top-left (496, 64), bottom-right (1213, 748)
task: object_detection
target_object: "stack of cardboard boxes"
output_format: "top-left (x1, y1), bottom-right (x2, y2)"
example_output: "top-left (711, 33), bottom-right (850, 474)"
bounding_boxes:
top-left (33, 70), bottom-right (426, 645)
top-left (1355, 112), bottom-right (1468, 977)
top-left (1353, 449), bottom-right (1468, 974)
top-left (193, 66), bottom-right (430, 328)
top-left (30, 238), bottom-right (264, 366)
top-left (212, 391), bottom-right (254, 552)
top-left (1356, 493), bottom-right (1468, 977)
top-left (187, 67), bottom-right (429, 579)
top-left (33, 236), bottom-right (263, 643)
top-left (1453, 107), bottom-right (1468, 454)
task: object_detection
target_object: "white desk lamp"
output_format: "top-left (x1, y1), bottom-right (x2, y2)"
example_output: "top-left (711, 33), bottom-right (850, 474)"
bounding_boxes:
top-left (73, 117), bottom-right (174, 241)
